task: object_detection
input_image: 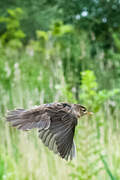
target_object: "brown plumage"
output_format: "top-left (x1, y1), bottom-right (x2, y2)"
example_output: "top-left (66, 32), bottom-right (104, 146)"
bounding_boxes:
top-left (6, 102), bottom-right (92, 160)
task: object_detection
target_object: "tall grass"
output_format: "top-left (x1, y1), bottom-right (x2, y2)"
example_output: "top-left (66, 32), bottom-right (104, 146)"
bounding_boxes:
top-left (0, 69), bottom-right (70, 180)
top-left (0, 52), bottom-right (120, 180)
top-left (0, 10), bottom-right (120, 179)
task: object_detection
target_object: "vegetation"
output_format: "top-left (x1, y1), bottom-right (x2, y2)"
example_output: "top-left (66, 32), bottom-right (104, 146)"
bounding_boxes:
top-left (0, 4), bottom-right (120, 180)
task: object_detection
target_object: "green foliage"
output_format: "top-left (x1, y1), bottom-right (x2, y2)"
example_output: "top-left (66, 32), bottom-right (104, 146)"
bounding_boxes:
top-left (0, 8), bottom-right (25, 47)
top-left (80, 70), bottom-right (120, 112)
top-left (36, 30), bottom-right (48, 41)
top-left (0, 7), bottom-right (120, 180)
top-left (51, 21), bottom-right (73, 36)
top-left (69, 119), bottom-right (105, 180)
top-left (0, 156), bottom-right (5, 180)
top-left (68, 70), bottom-right (119, 180)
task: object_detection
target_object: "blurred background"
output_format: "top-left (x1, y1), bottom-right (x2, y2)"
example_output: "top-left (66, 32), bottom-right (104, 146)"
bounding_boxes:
top-left (0, 0), bottom-right (120, 179)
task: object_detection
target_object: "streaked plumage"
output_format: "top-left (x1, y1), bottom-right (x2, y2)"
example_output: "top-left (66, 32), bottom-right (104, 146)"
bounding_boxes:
top-left (6, 102), bottom-right (91, 160)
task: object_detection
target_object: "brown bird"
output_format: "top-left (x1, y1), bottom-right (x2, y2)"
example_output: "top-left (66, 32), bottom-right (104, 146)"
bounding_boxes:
top-left (6, 102), bottom-right (92, 160)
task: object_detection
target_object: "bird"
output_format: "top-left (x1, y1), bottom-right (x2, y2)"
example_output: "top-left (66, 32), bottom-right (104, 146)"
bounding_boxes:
top-left (6, 102), bottom-right (92, 160)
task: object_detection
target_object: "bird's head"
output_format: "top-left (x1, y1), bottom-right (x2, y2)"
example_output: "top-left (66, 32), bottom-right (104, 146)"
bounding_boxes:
top-left (73, 104), bottom-right (93, 118)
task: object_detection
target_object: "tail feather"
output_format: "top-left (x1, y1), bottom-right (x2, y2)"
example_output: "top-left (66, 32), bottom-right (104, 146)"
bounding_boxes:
top-left (7, 109), bottom-right (25, 121)
top-left (6, 108), bottom-right (50, 131)
top-left (6, 109), bottom-right (27, 129)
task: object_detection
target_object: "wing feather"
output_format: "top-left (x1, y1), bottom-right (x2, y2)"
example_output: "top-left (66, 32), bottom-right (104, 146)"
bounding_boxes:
top-left (6, 103), bottom-right (78, 160)
top-left (39, 129), bottom-right (58, 154)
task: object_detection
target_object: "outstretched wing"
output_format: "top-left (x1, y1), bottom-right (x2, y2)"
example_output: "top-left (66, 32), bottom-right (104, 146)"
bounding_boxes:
top-left (6, 102), bottom-right (78, 160)
top-left (39, 104), bottom-right (78, 160)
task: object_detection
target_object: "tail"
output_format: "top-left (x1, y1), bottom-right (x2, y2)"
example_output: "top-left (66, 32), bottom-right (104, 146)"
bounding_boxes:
top-left (6, 109), bottom-right (27, 130)
top-left (6, 107), bottom-right (50, 131)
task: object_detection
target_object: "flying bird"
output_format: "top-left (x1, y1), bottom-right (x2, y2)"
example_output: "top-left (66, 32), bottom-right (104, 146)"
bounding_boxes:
top-left (6, 102), bottom-right (92, 160)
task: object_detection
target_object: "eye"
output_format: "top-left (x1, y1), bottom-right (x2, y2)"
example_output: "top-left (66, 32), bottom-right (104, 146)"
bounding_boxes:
top-left (82, 108), bottom-right (86, 112)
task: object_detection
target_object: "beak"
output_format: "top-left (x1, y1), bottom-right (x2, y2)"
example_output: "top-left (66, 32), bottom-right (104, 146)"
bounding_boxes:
top-left (87, 111), bottom-right (93, 115)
